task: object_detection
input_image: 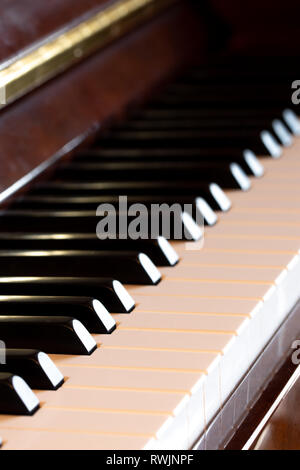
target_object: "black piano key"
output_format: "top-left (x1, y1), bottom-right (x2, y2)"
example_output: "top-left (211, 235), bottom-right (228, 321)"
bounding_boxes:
top-left (0, 372), bottom-right (40, 415)
top-left (58, 160), bottom-right (250, 190)
top-left (135, 107), bottom-right (296, 123)
top-left (9, 200), bottom-right (214, 229)
top-left (0, 316), bottom-right (97, 355)
top-left (179, 61), bottom-right (298, 82)
top-left (151, 90), bottom-right (293, 109)
top-left (136, 107), bottom-right (299, 135)
top-left (116, 119), bottom-right (292, 148)
top-left (168, 69), bottom-right (293, 83)
top-left (0, 296), bottom-right (116, 333)
top-left (74, 147), bottom-right (263, 177)
top-left (165, 78), bottom-right (293, 93)
top-left (0, 234), bottom-right (179, 267)
top-left (97, 129), bottom-right (280, 154)
top-left (0, 209), bottom-right (203, 238)
top-left (116, 118), bottom-right (292, 145)
top-left (118, 117), bottom-right (277, 130)
top-left (13, 189), bottom-right (230, 214)
top-left (178, 64), bottom-right (297, 80)
top-left (167, 83), bottom-right (292, 96)
top-left (0, 349), bottom-right (64, 390)
top-left (0, 250), bottom-right (162, 285)
top-left (0, 277), bottom-right (135, 313)
top-left (53, 159), bottom-right (256, 182)
top-left (160, 91), bottom-right (292, 108)
top-left (32, 170), bottom-right (248, 199)
top-left (30, 181), bottom-right (227, 210)
top-left (77, 146), bottom-right (258, 160)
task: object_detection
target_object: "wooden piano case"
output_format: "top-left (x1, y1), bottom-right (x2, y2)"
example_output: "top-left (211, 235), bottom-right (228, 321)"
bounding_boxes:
top-left (0, 0), bottom-right (205, 205)
top-left (1, 0), bottom-right (300, 450)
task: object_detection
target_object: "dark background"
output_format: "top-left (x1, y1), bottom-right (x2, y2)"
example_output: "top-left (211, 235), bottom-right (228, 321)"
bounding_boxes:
top-left (1, 0), bottom-right (300, 62)
top-left (190, 0), bottom-right (300, 57)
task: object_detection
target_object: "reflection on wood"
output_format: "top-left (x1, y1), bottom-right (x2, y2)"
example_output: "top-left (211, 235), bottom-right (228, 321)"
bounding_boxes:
top-left (251, 366), bottom-right (300, 450)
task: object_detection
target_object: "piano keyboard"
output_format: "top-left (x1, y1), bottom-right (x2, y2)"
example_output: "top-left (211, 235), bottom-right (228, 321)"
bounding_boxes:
top-left (0, 59), bottom-right (300, 449)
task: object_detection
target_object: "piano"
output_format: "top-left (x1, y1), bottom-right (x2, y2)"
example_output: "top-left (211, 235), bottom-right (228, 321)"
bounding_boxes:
top-left (0, 0), bottom-right (300, 450)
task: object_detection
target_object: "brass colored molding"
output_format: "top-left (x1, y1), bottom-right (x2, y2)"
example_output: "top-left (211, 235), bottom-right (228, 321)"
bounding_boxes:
top-left (0, 0), bottom-right (176, 108)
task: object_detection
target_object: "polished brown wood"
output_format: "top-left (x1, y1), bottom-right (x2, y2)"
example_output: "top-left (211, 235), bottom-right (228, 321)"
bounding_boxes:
top-left (251, 368), bottom-right (300, 450)
top-left (226, 359), bottom-right (299, 450)
top-left (0, 0), bottom-right (109, 63)
top-left (0, 1), bottom-right (205, 204)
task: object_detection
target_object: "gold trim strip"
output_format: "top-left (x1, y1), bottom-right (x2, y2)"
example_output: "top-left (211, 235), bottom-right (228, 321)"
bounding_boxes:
top-left (0, 0), bottom-right (175, 108)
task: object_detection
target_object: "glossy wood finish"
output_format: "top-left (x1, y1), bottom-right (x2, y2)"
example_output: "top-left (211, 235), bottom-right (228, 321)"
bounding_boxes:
top-left (251, 369), bottom-right (300, 450)
top-left (0, 1), bottom-right (177, 110)
top-left (0, 0), bottom-right (109, 63)
top-left (0, 2), bottom-right (204, 204)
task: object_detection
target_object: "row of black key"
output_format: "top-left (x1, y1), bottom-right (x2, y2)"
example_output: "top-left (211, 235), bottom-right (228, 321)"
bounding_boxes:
top-left (0, 58), bottom-right (297, 420)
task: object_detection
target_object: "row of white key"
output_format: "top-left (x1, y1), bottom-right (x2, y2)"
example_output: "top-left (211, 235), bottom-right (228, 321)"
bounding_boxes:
top-left (1, 140), bottom-right (300, 449)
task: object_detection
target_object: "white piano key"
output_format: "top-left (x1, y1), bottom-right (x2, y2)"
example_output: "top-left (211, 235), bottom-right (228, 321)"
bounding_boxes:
top-left (98, 328), bottom-right (246, 430)
top-left (127, 280), bottom-right (274, 301)
top-left (115, 312), bottom-right (249, 333)
top-left (40, 387), bottom-right (191, 450)
top-left (205, 223), bottom-right (300, 239)
top-left (179, 236), bottom-right (300, 253)
top-left (0, 428), bottom-right (151, 450)
top-left (0, 409), bottom-right (176, 443)
top-left (219, 211), bottom-right (300, 225)
top-left (4, 116), bottom-right (300, 452)
top-left (254, 172), bottom-right (300, 181)
top-left (160, 264), bottom-right (286, 284)
top-left (223, 196), bottom-right (300, 211)
top-left (178, 251), bottom-right (295, 268)
top-left (50, 348), bottom-right (219, 373)
top-left (99, 328), bottom-right (235, 353)
top-left (62, 364), bottom-right (203, 393)
top-left (245, 182), bottom-right (300, 190)
top-left (40, 387), bottom-right (188, 416)
top-left (61, 366), bottom-right (206, 442)
top-left (132, 295), bottom-right (261, 317)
